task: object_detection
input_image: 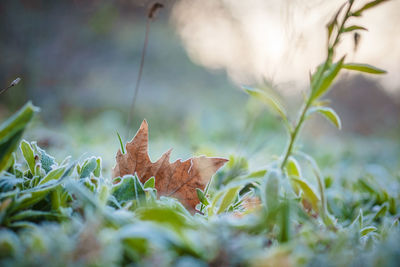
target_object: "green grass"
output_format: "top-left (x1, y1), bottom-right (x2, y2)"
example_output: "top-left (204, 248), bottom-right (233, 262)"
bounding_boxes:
top-left (0, 1), bottom-right (399, 266)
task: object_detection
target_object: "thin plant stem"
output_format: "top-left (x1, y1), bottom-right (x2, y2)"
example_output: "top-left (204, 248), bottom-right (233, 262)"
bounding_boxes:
top-left (280, 1), bottom-right (353, 170)
top-left (126, 19), bottom-right (151, 139)
top-left (280, 99), bottom-right (312, 169)
top-left (126, 2), bottom-right (164, 139)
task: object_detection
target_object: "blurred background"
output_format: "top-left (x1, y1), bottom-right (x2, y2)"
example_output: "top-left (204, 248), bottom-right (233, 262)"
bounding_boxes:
top-left (0, 0), bottom-right (399, 178)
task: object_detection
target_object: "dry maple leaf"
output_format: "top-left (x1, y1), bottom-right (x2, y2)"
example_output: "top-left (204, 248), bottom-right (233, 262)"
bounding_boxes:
top-left (112, 120), bottom-right (228, 211)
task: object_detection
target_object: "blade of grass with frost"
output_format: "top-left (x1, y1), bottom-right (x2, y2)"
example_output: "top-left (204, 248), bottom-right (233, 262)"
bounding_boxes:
top-left (361, 226), bottom-right (377, 236)
top-left (242, 86), bottom-right (288, 124)
top-left (117, 132), bottom-right (125, 154)
top-left (373, 204), bottom-right (388, 221)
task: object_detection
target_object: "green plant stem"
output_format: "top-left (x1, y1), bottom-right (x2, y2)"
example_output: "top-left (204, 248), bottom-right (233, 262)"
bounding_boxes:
top-left (280, 58), bottom-right (331, 170)
top-left (331, 1), bottom-right (353, 54)
top-left (280, 100), bottom-right (311, 170)
top-left (280, 1), bottom-right (353, 170)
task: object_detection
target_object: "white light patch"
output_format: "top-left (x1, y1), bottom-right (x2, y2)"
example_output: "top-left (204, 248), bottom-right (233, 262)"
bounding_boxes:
top-left (172, 0), bottom-right (400, 95)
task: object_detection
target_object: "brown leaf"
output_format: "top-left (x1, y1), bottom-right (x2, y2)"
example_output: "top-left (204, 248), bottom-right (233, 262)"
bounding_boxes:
top-left (112, 120), bottom-right (228, 211)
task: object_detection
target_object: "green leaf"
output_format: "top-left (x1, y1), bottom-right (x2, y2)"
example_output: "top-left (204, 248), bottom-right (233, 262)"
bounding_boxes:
top-left (360, 226), bottom-right (377, 236)
top-left (291, 178), bottom-right (320, 212)
top-left (357, 179), bottom-right (378, 195)
top-left (135, 206), bottom-right (192, 231)
top-left (0, 175), bottom-right (23, 192)
top-left (8, 210), bottom-right (64, 222)
top-left (342, 25), bottom-right (368, 33)
top-left (217, 186), bottom-right (241, 214)
top-left (311, 63), bottom-right (325, 90)
top-left (15, 163), bottom-right (74, 210)
top-left (93, 158), bottom-right (102, 177)
top-left (38, 167), bottom-right (66, 186)
top-left (208, 190), bottom-right (224, 216)
top-left (64, 180), bottom-right (104, 211)
top-left (352, 0), bottom-right (390, 17)
top-left (143, 177), bottom-right (155, 189)
top-left (311, 56), bottom-right (345, 101)
top-left (111, 175), bottom-right (145, 205)
top-left (8, 221), bottom-right (37, 229)
top-left (0, 102), bottom-right (39, 142)
top-left (313, 99), bottom-right (331, 107)
top-left (51, 187), bottom-right (62, 210)
top-left (308, 106), bottom-right (342, 129)
top-left (286, 157), bottom-right (301, 178)
top-left (20, 140), bottom-right (35, 174)
top-left (196, 188), bottom-right (210, 206)
top-left (342, 63), bottom-right (386, 74)
top-left (31, 143), bottom-right (56, 174)
top-left (0, 132), bottom-right (25, 175)
top-left (247, 169), bottom-right (267, 178)
top-left (286, 157), bottom-right (301, 195)
top-left (118, 223), bottom-right (182, 256)
top-left (0, 102), bottom-right (39, 171)
top-left (242, 86), bottom-right (287, 121)
top-left (80, 157), bottom-right (98, 178)
top-left (279, 200), bottom-right (291, 243)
